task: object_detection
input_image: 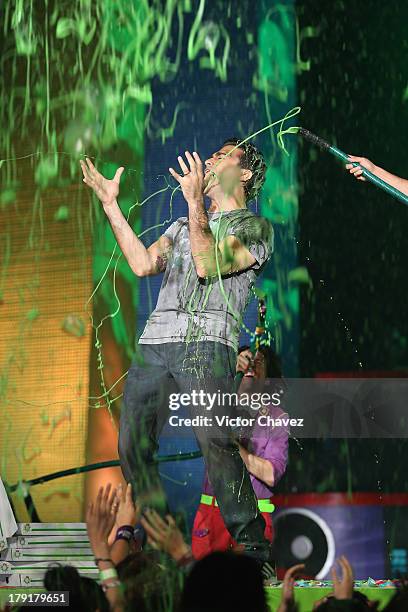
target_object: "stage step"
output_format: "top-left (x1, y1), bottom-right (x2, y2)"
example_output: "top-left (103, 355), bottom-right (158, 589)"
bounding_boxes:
top-left (0, 523), bottom-right (97, 588)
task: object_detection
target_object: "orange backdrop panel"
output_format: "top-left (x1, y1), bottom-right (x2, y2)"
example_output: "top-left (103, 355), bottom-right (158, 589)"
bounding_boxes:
top-left (0, 173), bottom-right (92, 522)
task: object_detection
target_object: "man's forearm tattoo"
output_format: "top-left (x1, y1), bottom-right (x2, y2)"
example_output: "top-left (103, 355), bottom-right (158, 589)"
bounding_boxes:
top-left (155, 254), bottom-right (167, 273)
top-left (155, 245), bottom-right (172, 273)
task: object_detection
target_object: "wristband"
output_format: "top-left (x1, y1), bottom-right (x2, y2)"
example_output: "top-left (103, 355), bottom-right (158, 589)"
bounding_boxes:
top-left (99, 568), bottom-right (118, 581)
top-left (95, 557), bottom-right (113, 566)
top-left (115, 525), bottom-right (134, 542)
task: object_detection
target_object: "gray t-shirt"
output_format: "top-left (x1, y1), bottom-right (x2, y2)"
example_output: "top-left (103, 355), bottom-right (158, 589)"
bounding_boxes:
top-left (139, 209), bottom-right (273, 350)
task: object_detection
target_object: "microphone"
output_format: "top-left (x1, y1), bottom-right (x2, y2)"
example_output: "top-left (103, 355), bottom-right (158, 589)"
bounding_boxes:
top-left (234, 356), bottom-right (253, 389)
top-left (234, 354), bottom-right (253, 391)
top-left (299, 128), bottom-right (408, 206)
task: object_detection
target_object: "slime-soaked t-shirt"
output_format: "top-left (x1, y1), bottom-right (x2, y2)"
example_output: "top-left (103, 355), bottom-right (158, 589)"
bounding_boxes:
top-left (139, 209), bottom-right (273, 351)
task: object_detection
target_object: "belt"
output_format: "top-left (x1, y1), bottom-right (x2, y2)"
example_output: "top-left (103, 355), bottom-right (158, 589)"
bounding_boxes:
top-left (200, 493), bottom-right (275, 513)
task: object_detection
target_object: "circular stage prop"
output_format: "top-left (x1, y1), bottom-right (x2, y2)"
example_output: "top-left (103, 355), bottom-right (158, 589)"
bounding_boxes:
top-left (274, 507), bottom-right (335, 579)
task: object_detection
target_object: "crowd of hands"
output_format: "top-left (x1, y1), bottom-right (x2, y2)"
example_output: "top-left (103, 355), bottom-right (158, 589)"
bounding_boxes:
top-left (87, 482), bottom-right (191, 566)
top-left (0, 480), bottom-right (393, 611)
top-left (85, 482), bottom-right (377, 612)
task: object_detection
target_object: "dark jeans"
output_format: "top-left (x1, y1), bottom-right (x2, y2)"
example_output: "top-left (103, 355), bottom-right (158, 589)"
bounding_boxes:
top-left (119, 341), bottom-right (270, 561)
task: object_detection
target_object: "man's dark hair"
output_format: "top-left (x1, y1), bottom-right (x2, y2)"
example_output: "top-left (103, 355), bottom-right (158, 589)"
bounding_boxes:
top-left (43, 565), bottom-right (109, 612)
top-left (223, 138), bottom-right (267, 202)
top-left (116, 551), bottom-right (182, 612)
top-left (179, 551), bottom-right (268, 612)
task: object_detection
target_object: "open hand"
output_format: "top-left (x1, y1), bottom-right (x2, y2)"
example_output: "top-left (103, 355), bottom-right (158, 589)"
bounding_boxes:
top-left (331, 555), bottom-right (354, 600)
top-left (114, 483), bottom-right (140, 528)
top-left (80, 157), bottom-right (124, 206)
top-left (277, 563), bottom-right (304, 612)
top-left (346, 155), bottom-right (375, 181)
top-left (169, 151), bottom-right (204, 204)
top-left (86, 484), bottom-right (118, 556)
top-left (140, 509), bottom-right (190, 562)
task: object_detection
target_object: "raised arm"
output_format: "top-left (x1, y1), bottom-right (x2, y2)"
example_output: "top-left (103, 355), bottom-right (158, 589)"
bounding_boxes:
top-left (189, 210), bottom-right (257, 277)
top-left (238, 444), bottom-right (275, 487)
top-left (237, 353), bottom-right (289, 488)
top-left (169, 151), bottom-right (257, 278)
top-left (346, 155), bottom-right (408, 196)
top-left (80, 158), bottom-right (172, 276)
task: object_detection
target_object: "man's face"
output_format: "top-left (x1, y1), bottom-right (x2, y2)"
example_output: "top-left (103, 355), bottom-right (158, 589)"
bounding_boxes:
top-left (203, 144), bottom-right (245, 195)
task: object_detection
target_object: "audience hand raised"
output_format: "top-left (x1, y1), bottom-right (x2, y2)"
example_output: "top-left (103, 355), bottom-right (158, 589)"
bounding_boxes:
top-left (86, 483), bottom-right (118, 556)
top-left (331, 555), bottom-right (354, 600)
top-left (141, 508), bottom-right (190, 563)
top-left (277, 563), bottom-right (305, 612)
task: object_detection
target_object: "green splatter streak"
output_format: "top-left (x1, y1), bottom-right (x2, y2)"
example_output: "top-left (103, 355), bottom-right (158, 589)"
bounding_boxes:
top-left (0, 1), bottom-right (304, 544)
